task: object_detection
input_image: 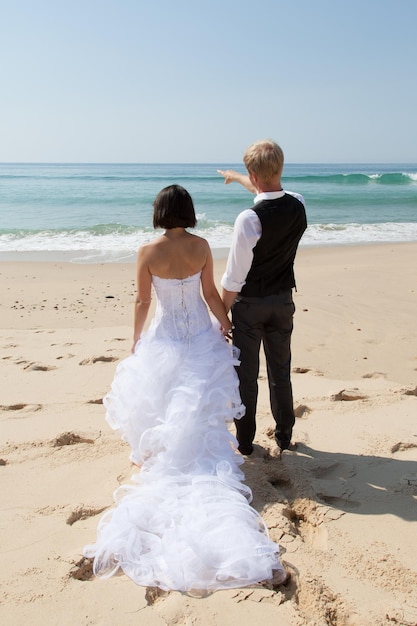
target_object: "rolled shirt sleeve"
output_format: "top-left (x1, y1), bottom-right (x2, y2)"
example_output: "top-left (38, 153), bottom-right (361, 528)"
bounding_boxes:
top-left (221, 209), bottom-right (262, 292)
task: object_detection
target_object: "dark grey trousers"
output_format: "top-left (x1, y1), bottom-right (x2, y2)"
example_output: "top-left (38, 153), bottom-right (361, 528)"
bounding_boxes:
top-left (231, 290), bottom-right (295, 452)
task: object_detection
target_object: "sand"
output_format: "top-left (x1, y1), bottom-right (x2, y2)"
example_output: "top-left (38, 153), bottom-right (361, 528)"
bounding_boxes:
top-left (1, 242), bottom-right (416, 626)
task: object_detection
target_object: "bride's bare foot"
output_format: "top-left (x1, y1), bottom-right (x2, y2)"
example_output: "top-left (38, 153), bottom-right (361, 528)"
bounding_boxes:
top-left (260, 566), bottom-right (291, 590)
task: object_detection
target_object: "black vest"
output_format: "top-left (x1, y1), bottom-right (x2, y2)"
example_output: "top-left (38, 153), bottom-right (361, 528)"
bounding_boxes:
top-left (240, 194), bottom-right (307, 297)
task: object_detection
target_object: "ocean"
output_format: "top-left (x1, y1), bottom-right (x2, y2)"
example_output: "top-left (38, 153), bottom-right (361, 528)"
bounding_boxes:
top-left (1, 162), bottom-right (416, 263)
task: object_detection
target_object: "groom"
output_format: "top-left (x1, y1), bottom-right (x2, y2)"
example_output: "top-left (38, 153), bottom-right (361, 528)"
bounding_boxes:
top-left (221, 139), bottom-right (307, 455)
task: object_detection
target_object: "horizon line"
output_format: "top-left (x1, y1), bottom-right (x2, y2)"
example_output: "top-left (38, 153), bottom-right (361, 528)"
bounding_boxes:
top-left (1, 161), bottom-right (417, 166)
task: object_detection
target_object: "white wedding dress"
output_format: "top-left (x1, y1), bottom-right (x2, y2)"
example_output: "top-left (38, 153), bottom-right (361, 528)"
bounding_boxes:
top-left (84, 272), bottom-right (284, 591)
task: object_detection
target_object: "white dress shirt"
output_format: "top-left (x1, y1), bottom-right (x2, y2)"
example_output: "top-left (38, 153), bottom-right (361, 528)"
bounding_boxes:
top-left (221, 190), bottom-right (305, 293)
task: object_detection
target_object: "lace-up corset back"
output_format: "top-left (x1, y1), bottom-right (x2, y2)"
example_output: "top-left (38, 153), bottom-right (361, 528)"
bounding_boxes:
top-left (149, 272), bottom-right (211, 341)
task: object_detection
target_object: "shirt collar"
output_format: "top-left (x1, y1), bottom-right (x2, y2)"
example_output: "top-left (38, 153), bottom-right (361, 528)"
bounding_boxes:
top-left (254, 190), bottom-right (285, 204)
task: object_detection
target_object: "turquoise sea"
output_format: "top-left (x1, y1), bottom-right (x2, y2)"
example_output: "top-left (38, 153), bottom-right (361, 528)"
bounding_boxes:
top-left (0, 162), bottom-right (416, 262)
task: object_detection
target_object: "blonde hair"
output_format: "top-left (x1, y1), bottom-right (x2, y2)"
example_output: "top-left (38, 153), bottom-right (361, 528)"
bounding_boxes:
top-left (243, 139), bottom-right (284, 184)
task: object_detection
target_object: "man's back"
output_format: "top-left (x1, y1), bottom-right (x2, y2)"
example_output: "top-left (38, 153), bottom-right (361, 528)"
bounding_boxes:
top-left (240, 194), bottom-right (307, 297)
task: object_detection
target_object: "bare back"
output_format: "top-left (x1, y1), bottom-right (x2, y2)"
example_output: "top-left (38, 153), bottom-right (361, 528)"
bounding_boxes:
top-left (142, 230), bottom-right (208, 279)
top-left (134, 228), bottom-right (230, 341)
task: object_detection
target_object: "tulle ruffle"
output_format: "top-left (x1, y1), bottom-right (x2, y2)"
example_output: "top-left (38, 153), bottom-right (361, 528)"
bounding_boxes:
top-left (84, 321), bottom-right (285, 590)
top-left (103, 322), bottom-right (245, 468)
top-left (84, 470), bottom-right (282, 591)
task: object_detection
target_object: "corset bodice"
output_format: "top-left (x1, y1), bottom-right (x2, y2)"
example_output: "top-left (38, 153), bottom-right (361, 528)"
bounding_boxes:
top-left (147, 272), bottom-right (211, 341)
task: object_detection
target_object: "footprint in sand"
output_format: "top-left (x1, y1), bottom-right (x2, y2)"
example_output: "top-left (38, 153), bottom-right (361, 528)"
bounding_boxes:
top-left (362, 371), bottom-right (387, 379)
top-left (0, 403), bottom-right (28, 411)
top-left (401, 385), bottom-right (417, 397)
top-left (79, 356), bottom-right (118, 365)
top-left (0, 403), bottom-right (43, 413)
top-left (52, 432), bottom-right (95, 447)
top-left (296, 577), bottom-right (349, 625)
top-left (294, 404), bottom-right (311, 418)
top-left (69, 557), bottom-right (94, 581)
top-left (309, 461), bottom-right (360, 510)
top-left (331, 389), bottom-right (367, 401)
top-left (262, 463), bottom-right (295, 504)
top-left (281, 503), bottom-right (329, 550)
top-left (292, 366), bottom-right (324, 376)
top-left (145, 587), bottom-right (170, 605)
top-left (391, 441), bottom-right (417, 453)
top-left (313, 483), bottom-right (360, 510)
top-left (66, 505), bottom-right (107, 526)
top-left (24, 363), bottom-right (57, 372)
top-left (268, 474), bottom-right (292, 498)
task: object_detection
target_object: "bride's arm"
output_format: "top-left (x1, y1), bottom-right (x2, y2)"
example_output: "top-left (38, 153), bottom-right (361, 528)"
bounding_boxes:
top-left (132, 247), bottom-right (152, 351)
top-left (201, 244), bottom-right (232, 333)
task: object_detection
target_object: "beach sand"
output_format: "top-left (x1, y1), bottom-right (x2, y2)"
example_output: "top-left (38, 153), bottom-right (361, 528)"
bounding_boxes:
top-left (1, 243), bottom-right (416, 625)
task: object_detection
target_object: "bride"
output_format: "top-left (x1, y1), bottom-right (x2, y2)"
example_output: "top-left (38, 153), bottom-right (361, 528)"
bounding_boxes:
top-left (84, 185), bottom-right (286, 591)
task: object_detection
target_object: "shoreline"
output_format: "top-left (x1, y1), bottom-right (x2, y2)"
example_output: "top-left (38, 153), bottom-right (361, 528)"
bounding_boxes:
top-left (1, 238), bottom-right (417, 264)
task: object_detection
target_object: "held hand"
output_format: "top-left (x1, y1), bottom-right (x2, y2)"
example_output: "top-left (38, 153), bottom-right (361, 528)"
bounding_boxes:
top-left (221, 324), bottom-right (234, 341)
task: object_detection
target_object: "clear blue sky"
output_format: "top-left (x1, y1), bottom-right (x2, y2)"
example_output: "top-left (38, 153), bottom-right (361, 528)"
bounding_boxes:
top-left (1, 0), bottom-right (416, 163)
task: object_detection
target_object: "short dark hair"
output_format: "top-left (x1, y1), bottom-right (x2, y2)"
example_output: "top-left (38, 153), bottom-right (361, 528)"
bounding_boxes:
top-left (153, 185), bottom-right (197, 229)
